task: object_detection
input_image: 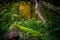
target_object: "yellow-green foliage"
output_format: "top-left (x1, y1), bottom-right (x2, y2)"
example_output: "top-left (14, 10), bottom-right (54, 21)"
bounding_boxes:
top-left (11, 22), bottom-right (42, 37)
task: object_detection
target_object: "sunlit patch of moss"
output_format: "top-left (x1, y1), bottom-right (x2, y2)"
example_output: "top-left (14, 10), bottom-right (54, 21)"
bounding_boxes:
top-left (11, 22), bottom-right (42, 37)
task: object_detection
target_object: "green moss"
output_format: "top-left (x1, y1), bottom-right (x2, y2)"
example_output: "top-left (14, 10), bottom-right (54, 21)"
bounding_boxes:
top-left (12, 22), bottom-right (42, 37)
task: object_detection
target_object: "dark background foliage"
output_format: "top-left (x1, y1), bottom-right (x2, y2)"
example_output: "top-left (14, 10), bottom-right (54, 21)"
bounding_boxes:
top-left (0, 0), bottom-right (60, 40)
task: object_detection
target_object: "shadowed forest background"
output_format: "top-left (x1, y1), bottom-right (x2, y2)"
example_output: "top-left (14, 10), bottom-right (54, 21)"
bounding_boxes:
top-left (0, 0), bottom-right (60, 40)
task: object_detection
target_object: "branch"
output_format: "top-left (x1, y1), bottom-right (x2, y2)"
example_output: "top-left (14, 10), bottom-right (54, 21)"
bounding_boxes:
top-left (42, 1), bottom-right (60, 15)
top-left (35, 0), bottom-right (47, 24)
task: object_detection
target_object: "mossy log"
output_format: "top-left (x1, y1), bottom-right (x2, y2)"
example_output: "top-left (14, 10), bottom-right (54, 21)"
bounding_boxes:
top-left (11, 22), bottom-right (42, 37)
